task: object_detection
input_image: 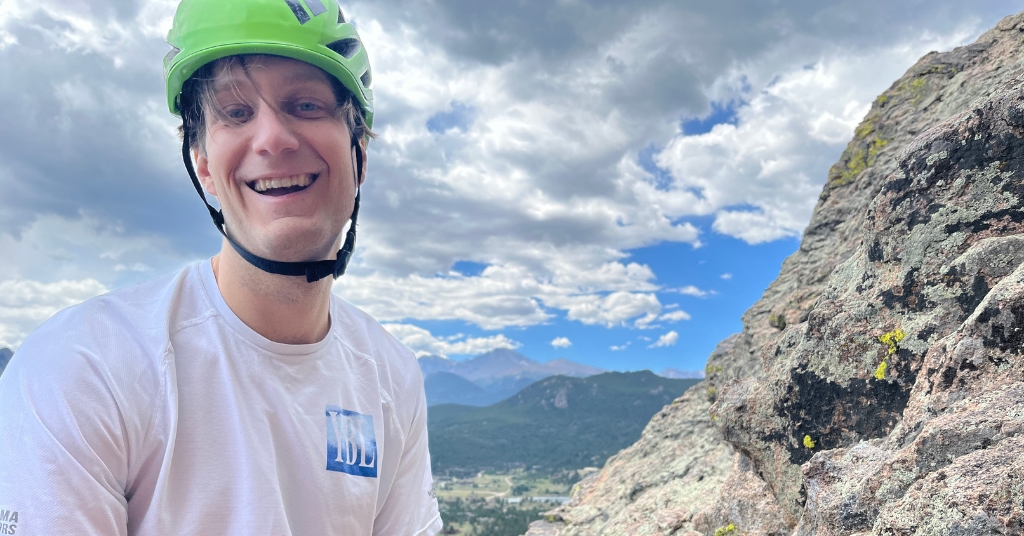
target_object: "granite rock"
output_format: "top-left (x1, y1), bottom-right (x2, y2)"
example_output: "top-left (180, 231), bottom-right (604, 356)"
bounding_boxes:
top-left (526, 11), bottom-right (1024, 536)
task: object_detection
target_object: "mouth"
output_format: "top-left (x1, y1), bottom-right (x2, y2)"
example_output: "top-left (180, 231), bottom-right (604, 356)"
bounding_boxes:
top-left (246, 173), bottom-right (320, 197)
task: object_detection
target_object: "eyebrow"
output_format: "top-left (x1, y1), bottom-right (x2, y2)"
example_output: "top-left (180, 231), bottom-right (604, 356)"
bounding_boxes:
top-left (282, 69), bottom-right (331, 85)
top-left (211, 74), bottom-right (245, 94)
top-left (212, 69), bottom-right (330, 94)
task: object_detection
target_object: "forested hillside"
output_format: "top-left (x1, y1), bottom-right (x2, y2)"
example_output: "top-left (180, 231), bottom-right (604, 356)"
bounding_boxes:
top-left (428, 371), bottom-right (698, 474)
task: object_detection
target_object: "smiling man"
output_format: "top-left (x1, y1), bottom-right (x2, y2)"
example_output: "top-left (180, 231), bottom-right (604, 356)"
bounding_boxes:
top-left (0, 0), bottom-right (442, 534)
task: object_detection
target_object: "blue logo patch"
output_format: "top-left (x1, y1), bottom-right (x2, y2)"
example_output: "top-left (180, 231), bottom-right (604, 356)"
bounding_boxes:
top-left (325, 406), bottom-right (378, 478)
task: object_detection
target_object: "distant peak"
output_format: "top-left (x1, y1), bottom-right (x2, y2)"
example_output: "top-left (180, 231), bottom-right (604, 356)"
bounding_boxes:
top-left (659, 367), bottom-right (705, 379)
top-left (476, 348), bottom-right (533, 362)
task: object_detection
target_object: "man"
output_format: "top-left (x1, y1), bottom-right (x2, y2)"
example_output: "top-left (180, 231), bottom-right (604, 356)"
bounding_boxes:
top-left (0, 0), bottom-right (442, 534)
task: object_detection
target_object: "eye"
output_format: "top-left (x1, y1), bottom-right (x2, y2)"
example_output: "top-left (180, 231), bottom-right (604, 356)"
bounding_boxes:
top-left (290, 98), bottom-right (331, 118)
top-left (222, 104), bottom-right (253, 123)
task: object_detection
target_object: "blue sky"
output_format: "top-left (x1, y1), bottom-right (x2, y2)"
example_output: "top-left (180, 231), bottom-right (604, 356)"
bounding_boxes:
top-left (0, 0), bottom-right (1019, 374)
top-left (417, 230), bottom-right (799, 372)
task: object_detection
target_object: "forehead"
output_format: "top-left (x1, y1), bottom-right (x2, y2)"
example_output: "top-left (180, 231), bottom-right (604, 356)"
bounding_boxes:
top-left (211, 55), bottom-right (332, 92)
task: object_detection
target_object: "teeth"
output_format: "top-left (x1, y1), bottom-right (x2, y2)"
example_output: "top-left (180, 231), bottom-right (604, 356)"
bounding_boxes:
top-left (252, 174), bottom-right (314, 193)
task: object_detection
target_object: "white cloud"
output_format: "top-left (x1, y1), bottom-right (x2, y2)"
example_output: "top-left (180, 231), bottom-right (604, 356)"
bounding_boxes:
top-left (659, 310), bottom-right (691, 322)
top-left (674, 285), bottom-right (709, 297)
top-left (0, 214), bottom-right (198, 287)
top-left (713, 209), bottom-right (801, 245)
top-left (113, 263), bottom-right (153, 273)
top-left (0, 0), bottom-right (1002, 350)
top-left (336, 261), bottom-right (665, 330)
top-left (648, 331), bottom-right (679, 349)
top-left (610, 342), bottom-right (630, 351)
top-left (720, 273), bottom-right (733, 280)
top-left (654, 32), bottom-right (973, 244)
top-left (0, 278), bottom-right (108, 349)
top-left (382, 323), bottom-right (521, 358)
top-left (0, 29), bottom-right (17, 51)
top-left (549, 291), bottom-right (662, 329)
top-left (348, 14), bottom-right (706, 283)
top-left (551, 337), bottom-right (572, 349)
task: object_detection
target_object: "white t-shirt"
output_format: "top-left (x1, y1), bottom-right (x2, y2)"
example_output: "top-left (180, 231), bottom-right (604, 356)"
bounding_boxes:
top-left (0, 261), bottom-right (442, 535)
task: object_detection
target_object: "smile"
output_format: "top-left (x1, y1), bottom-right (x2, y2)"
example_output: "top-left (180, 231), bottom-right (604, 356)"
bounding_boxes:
top-left (246, 173), bottom-right (319, 197)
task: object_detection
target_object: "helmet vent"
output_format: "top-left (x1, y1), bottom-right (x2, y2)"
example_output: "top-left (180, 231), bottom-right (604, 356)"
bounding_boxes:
top-left (327, 38), bottom-right (361, 59)
top-left (360, 69), bottom-right (372, 88)
top-left (337, 7), bottom-right (346, 23)
top-left (303, 0), bottom-right (328, 16)
top-left (284, 0), bottom-right (311, 24)
top-left (164, 47), bottom-right (180, 65)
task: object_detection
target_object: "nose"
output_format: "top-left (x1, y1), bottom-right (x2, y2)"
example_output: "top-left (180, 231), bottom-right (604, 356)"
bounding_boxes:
top-left (250, 103), bottom-right (300, 155)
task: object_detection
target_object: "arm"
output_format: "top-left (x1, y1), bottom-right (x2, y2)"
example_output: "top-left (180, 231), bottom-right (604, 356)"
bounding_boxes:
top-left (0, 341), bottom-right (130, 536)
top-left (372, 370), bottom-right (442, 536)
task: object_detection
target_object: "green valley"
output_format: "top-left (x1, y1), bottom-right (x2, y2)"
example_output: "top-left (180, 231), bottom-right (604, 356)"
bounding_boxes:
top-left (427, 370), bottom-right (699, 475)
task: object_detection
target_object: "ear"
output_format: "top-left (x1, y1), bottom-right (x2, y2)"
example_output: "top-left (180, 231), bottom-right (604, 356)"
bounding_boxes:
top-left (193, 149), bottom-right (218, 197)
top-left (357, 138), bottom-right (368, 186)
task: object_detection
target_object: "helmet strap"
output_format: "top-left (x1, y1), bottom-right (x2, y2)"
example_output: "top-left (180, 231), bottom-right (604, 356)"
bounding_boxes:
top-left (180, 127), bottom-right (362, 283)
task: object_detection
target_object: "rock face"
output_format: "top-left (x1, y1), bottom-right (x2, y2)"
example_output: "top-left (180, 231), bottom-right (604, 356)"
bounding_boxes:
top-left (526, 12), bottom-right (1024, 536)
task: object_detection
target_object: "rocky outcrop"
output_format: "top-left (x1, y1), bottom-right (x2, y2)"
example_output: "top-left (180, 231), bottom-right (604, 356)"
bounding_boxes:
top-left (782, 82), bottom-right (1024, 534)
top-left (527, 11), bottom-right (1024, 536)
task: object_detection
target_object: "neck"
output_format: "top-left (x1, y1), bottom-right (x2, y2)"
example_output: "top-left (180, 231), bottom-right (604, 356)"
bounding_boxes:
top-left (212, 244), bottom-right (333, 345)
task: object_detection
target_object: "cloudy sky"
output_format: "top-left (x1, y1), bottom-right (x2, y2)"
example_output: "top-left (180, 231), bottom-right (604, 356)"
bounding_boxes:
top-left (0, 0), bottom-right (1018, 373)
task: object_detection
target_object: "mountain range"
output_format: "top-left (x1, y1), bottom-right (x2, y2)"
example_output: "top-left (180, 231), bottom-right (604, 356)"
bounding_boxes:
top-left (418, 349), bottom-right (605, 406)
top-left (658, 367), bottom-right (705, 379)
top-left (428, 370), bottom-right (700, 475)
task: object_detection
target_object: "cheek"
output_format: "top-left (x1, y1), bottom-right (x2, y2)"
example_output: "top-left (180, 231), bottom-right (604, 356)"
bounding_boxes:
top-left (322, 143), bottom-right (356, 187)
top-left (206, 137), bottom-right (248, 184)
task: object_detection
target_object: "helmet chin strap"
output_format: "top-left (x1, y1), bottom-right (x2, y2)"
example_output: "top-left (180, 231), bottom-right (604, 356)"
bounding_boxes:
top-left (180, 128), bottom-right (363, 283)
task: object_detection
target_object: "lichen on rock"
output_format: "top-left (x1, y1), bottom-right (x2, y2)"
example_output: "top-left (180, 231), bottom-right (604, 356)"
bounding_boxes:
top-left (525, 11), bottom-right (1024, 536)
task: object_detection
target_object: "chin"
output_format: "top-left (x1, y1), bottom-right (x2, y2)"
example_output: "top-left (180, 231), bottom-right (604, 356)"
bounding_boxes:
top-left (252, 226), bottom-right (342, 263)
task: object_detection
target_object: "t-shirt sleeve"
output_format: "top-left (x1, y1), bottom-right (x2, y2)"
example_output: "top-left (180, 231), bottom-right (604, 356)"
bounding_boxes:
top-left (0, 334), bottom-right (132, 535)
top-left (373, 368), bottom-right (442, 536)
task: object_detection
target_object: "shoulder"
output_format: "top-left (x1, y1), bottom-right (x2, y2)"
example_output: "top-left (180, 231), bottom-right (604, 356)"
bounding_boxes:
top-left (331, 295), bottom-right (419, 371)
top-left (0, 265), bottom-right (209, 473)
top-left (24, 264), bottom-right (205, 360)
top-left (3, 264), bottom-right (208, 410)
top-left (329, 296), bottom-right (423, 405)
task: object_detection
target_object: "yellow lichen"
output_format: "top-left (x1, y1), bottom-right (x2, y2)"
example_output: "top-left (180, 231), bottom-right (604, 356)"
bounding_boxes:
top-left (873, 329), bottom-right (904, 382)
top-left (879, 329), bottom-right (906, 356)
top-left (854, 118), bottom-right (875, 140)
top-left (867, 138), bottom-right (889, 160)
top-left (837, 148), bottom-right (867, 184)
top-left (706, 386), bottom-right (718, 402)
top-left (714, 524), bottom-right (737, 536)
top-left (803, 435), bottom-right (816, 449)
top-left (889, 75), bottom-right (931, 104)
top-left (832, 137), bottom-right (891, 187)
top-left (874, 360), bottom-right (888, 380)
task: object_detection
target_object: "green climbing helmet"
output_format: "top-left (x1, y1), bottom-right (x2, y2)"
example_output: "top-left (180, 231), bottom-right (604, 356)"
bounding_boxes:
top-left (164, 0), bottom-right (374, 128)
